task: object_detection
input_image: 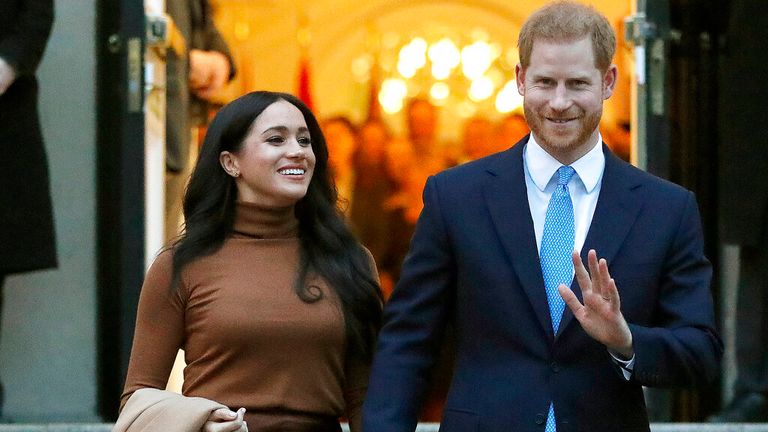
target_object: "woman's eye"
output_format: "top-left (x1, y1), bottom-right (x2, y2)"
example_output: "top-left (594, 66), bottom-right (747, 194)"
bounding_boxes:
top-left (298, 137), bottom-right (312, 146)
top-left (267, 136), bottom-right (284, 144)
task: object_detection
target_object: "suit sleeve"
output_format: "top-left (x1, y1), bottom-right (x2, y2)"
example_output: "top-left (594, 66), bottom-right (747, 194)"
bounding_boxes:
top-left (0, 0), bottom-right (54, 76)
top-left (629, 191), bottom-right (723, 387)
top-left (363, 176), bottom-right (456, 431)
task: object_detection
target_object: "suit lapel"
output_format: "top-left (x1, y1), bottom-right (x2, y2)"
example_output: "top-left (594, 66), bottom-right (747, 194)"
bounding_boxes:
top-left (484, 139), bottom-right (555, 340)
top-left (556, 145), bottom-right (645, 337)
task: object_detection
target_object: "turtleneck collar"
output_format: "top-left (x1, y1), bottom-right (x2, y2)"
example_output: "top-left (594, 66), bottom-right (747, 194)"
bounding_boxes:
top-left (232, 201), bottom-right (300, 239)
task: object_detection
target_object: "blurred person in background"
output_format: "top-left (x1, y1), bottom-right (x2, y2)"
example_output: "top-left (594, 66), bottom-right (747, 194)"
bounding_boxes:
top-left (495, 112), bottom-right (529, 148)
top-left (350, 118), bottom-right (394, 294)
top-left (710, 0), bottom-right (768, 422)
top-left (459, 116), bottom-right (496, 163)
top-left (321, 116), bottom-right (358, 209)
top-left (0, 0), bottom-right (56, 420)
top-left (165, 0), bottom-right (235, 243)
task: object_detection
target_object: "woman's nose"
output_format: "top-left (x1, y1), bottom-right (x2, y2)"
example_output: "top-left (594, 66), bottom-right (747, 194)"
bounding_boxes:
top-left (286, 141), bottom-right (306, 158)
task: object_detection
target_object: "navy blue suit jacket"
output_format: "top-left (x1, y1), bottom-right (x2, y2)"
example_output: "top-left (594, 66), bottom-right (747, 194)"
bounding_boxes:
top-left (362, 139), bottom-right (722, 432)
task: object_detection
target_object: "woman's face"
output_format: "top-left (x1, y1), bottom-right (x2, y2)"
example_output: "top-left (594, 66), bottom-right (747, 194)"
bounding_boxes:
top-left (222, 99), bottom-right (316, 207)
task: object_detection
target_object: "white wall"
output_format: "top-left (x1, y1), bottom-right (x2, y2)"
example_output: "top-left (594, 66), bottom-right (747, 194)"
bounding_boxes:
top-left (0, 0), bottom-right (99, 422)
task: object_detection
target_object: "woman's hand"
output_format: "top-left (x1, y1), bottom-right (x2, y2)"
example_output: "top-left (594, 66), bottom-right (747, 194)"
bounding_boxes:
top-left (202, 407), bottom-right (248, 432)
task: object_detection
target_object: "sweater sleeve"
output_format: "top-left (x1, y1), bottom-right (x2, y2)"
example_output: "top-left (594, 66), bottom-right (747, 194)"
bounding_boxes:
top-left (120, 250), bottom-right (188, 410)
top-left (344, 353), bottom-right (371, 432)
top-left (345, 247), bottom-right (381, 432)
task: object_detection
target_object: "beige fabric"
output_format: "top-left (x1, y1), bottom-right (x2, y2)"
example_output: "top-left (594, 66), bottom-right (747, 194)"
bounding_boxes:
top-left (113, 388), bottom-right (225, 432)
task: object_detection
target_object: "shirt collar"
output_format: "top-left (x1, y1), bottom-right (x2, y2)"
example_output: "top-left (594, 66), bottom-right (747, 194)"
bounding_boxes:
top-left (525, 133), bottom-right (605, 193)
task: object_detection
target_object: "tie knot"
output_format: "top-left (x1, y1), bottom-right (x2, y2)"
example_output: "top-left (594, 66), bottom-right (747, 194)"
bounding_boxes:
top-left (556, 166), bottom-right (576, 186)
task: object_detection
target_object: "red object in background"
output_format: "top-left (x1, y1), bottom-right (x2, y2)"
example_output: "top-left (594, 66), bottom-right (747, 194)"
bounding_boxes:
top-left (297, 55), bottom-right (314, 110)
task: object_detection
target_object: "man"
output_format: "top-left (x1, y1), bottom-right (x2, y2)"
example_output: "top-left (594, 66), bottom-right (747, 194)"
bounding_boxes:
top-left (0, 0), bottom-right (56, 418)
top-left (362, 2), bottom-right (722, 431)
top-left (165, 0), bottom-right (235, 242)
top-left (710, 0), bottom-right (768, 422)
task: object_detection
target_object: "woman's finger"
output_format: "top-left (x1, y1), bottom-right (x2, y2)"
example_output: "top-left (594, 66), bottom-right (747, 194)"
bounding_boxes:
top-left (207, 407), bottom-right (238, 422)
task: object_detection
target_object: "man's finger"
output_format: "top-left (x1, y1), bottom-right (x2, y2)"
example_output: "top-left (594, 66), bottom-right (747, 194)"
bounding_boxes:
top-left (589, 250), bottom-right (607, 298)
top-left (558, 284), bottom-right (584, 318)
top-left (606, 277), bottom-right (621, 310)
top-left (587, 250), bottom-right (600, 284)
top-left (572, 251), bottom-right (592, 295)
top-left (598, 258), bottom-right (613, 287)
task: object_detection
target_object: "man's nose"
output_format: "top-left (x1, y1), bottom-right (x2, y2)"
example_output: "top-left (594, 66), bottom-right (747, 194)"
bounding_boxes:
top-left (548, 84), bottom-right (572, 111)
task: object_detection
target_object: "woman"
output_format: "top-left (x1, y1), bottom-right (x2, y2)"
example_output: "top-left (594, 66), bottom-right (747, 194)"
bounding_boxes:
top-left (118, 91), bottom-right (382, 432)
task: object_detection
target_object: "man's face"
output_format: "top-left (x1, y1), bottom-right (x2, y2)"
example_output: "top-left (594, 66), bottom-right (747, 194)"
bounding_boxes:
top-left (516, 37), bottom-right (616, 164)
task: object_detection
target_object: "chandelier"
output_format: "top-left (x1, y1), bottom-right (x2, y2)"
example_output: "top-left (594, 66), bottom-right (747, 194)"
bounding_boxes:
top-left (355, 31), bottom-right (524, 118)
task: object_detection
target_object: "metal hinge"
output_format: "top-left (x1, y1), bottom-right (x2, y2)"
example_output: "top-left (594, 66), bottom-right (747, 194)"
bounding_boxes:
top-left (146, 13), bottom-right (170, 48)
top-left (624, 12), bottom-right (657, 46)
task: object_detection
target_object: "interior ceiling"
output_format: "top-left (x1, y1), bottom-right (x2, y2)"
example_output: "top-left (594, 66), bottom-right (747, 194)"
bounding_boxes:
top-left (212, 0), bottom-right (632, 139)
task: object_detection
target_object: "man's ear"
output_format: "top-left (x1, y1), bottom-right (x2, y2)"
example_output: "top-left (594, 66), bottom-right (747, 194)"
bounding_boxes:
top-left (602, 64), bottom-right (618, 100)
top-left (219, 151), bottom-right (240, 177)
top-left (515, 64), bottom-right (526, 96)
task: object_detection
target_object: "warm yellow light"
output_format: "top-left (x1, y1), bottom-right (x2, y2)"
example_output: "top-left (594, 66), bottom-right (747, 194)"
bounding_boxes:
top-left (432, 64), bottom-right (451, 80)
top-left (461, 41), bottom-right (493, 80)
top-left (430, 82), bottom-right (450, 100)
top-left (428, 38), bottom-right (460, 70)
top-left (469, 76), bottom-right (495, 102)
top-left (351, 55), bottom-right (372, 82)
top-left (381, 98), bottom-right (403, 114)
top-left (457, 101), bottom-right (477, 118)
top-left (490, 43), bottom-right (502, 61)
top-left (297, 28), bottom-right (311, 48)
top-left (410, 37), bottom-right (428, 57)
top-left (398, 60), bottom-right (416, 78)
top-left (398, 39), bottom-right (427, 73)
top-left (382, 32), bottom-right (400, 50)
top-left (505, 48), bottom-right (520, 68)
top-left (234, 22), bottom-right (250, 41)
top-left (470, 28), bottom-right (490, 42)
top-left (496, 80), bottom-right (524, 113)
top-left (487, 67), bottom-right (505, 87)
top-left (379, 78), bottom-right (408, 114)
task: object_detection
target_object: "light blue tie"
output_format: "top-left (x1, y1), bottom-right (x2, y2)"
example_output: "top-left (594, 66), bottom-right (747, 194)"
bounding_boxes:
top-left (539, 165), bottom-right (576, 432)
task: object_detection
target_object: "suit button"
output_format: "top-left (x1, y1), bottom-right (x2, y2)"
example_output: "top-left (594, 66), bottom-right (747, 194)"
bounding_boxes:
top-left (550, 361), bottom-right (560, 373)
top-left (535, 413), bottom-right (546, 425)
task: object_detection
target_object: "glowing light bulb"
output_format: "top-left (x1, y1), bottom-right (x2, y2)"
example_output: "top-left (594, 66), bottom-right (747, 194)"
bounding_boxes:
top-left (430, 82), bottom-right (450, 100)
top-left (469, 76), bottom-right (495, 102)
top-left (495, 80), bottom-right (524, 113)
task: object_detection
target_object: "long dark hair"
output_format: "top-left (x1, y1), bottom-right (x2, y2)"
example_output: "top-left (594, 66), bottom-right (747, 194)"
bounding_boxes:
top-left (171, 91), bottom-right (382, 358)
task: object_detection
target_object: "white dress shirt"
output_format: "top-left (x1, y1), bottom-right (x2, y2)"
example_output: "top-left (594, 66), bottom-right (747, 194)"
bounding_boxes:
top-left (523, 133), bottom-right (635, 378)
top-left (523, 134), bottom-right (604, 253)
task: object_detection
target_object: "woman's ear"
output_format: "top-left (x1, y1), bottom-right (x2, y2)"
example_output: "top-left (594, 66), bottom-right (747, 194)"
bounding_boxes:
top-left (219, 151), bottom-right (241, 178)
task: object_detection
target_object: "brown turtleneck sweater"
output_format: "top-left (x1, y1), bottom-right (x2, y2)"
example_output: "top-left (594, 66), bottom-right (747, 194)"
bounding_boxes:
top-left (121, 202), bottom-right (373, 431)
